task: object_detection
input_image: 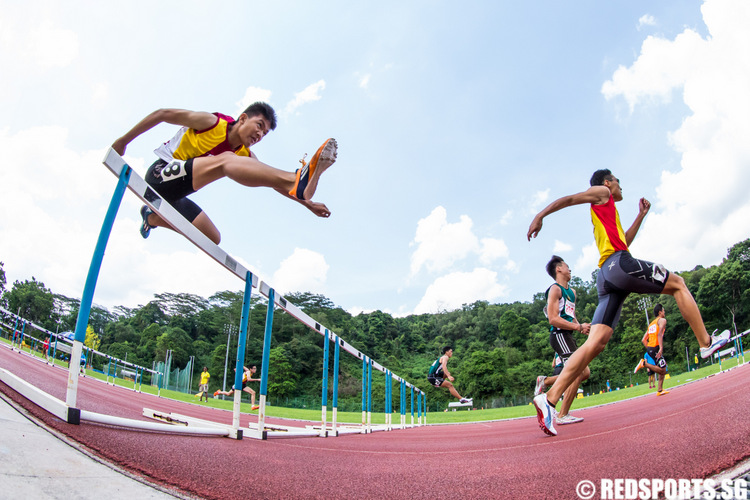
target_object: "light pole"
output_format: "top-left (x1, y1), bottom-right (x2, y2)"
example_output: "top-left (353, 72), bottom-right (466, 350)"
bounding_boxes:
top-left (637, 296), bottom-right (652, 327)
top-left (222, 323), bottom-right (238, 399)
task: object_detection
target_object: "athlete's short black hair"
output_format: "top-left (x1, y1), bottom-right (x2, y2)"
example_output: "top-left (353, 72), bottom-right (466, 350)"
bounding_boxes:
top-left (590, 169), bottom-right (614, 186)
top-left (654, 303), bottom-right (664, 316)
top-left (242, 101), bottom-right (277, 131)
top-left (546, 255), bottom-right (565, 279)
top-left (442, 346), bottom-right (452, 354)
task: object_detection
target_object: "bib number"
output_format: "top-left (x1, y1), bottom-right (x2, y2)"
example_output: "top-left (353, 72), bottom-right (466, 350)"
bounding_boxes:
top-left (161, 160), bottom-right (188, 182)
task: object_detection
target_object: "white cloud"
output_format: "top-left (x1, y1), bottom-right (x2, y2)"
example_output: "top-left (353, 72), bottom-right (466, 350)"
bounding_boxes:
top-left (601, 31), bottom-right (705, 112)
top-left (530, 189), bottom-right (550, 213)
top-left (271, 248), bottom-right (328, 295)
top-left (0, 126), bottom-right (255, 309)
top-left (413, 268), bottom-right (508, 314)
top-left (0, 18), bottom-right (78, 71)
top-left (499, 210), bottom-right (513, 226)
top-left (637, 14), bottom-right (656, 30)
top-left (573, 243), bottom-right (599, 280)
top-left (410, 206), bottom-right (478, 275)
top-left (235, 86), bottom-right (273, 117)
top-left (553, 240), bottom-right (573, 253)
top-left (604, 0), bottom-right (750, 272)
top-left (479, 238), bottom-right (509, 265)
top-left (410, 206), bottom-right (514, 277)
top-left (359, 74), bottom-right (371, 89)
top-left (283, 80), bottom-right (326, 117)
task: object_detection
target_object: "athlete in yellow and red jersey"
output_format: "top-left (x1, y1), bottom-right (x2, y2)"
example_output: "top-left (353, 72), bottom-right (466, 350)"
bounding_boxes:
top-left (526, 169), bottom-right (729, 437)
top-left (214, 365), bottom-right (261, 409)
top-left (112, 102), bottom-right (337, 245)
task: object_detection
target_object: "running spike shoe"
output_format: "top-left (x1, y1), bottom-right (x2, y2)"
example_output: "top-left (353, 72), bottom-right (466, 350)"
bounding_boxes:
top-left (140, 205), bottom-right (155, 239)
top-left (534, 375), bottom-right (547, 396)
top-left (532, 393), bottom-right (558, 436)
top-left (555, 414), bottom-right (584, 425)
top-left (700, 329), bottom-right (730, 359)
top-left (289, 138), bottom-right (338, 200)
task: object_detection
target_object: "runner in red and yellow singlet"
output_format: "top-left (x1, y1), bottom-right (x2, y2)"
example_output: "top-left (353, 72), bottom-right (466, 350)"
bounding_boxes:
top-left (526, 169), bottom-right (729, 437)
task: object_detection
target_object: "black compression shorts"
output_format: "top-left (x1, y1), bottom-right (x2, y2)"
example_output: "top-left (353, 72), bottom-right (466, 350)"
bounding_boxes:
top-left (591, 251), bottom-right (669, 329)
top-left (145, 158), bottom-right (202, 222)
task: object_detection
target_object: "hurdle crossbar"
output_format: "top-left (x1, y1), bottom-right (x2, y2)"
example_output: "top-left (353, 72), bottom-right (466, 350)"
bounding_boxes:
top-left (93, 150), bottom-right (425, 439)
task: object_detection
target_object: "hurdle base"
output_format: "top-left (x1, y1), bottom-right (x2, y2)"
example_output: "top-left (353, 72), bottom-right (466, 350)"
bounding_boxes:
top-left (142, 408), bottom-right (241, 439)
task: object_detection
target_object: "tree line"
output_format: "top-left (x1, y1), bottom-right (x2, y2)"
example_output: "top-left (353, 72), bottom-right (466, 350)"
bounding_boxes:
top-left (1, 238), bottom-right (748, 411)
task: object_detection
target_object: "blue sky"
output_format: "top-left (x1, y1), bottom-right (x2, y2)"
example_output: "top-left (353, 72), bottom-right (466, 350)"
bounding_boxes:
top-left (2, 0), bottom-right (748, 318)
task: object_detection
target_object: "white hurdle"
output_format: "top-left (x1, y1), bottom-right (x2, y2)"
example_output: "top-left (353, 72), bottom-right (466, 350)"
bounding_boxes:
top-left (12, 148), bottom-right (427, 441)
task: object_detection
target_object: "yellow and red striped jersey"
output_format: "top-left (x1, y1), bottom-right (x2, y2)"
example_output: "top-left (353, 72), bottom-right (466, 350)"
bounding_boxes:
top-left (154, 113), bottom-right (250, 162)
top-left (590, 195), bottom-right (628, 267)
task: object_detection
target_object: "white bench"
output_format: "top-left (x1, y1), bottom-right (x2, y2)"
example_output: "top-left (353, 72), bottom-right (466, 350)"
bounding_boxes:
top-left (448, 401), bottom-right (473, 411)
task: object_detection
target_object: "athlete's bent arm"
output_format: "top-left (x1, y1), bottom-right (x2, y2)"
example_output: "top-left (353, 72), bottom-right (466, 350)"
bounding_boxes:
top-left (440, 356), bottom-right (454, 381)
top-left (547, 286), bottom-right (583, 333)
top-left (657, 317), bottom-right (666, 358)
top-left (112, 109), bottom-right (219, 155)
top-left (527, 186), bottom-right (610, 240)
top-left (624, 198), bottom-right (651, 246)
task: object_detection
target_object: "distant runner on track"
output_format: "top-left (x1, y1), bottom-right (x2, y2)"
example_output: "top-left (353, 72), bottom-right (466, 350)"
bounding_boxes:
top-left (214, 365), bottom-right (261, 410)
top-left (527, 169), bottom-right (730, 436)
top-left (427, 346), bottom-right (471, 404)
top-left (634, 303), bottom-right (670, 396)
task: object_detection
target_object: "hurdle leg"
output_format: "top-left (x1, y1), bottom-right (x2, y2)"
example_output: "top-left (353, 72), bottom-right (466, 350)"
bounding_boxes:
top-left (67, 164), bottom-right (131, 408)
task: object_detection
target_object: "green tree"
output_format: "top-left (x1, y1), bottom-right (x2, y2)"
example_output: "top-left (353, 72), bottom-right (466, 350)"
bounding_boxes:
top-left (5, 277), bottom-right (55, 326)
top-left (268, 346), bottom-right (298, 399)
top-left (459, 348), bottom-right (506, 399)
top-left (155, 327), bottom-right (193, 367)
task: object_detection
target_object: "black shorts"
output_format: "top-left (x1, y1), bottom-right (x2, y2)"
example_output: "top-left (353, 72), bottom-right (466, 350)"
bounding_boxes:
top-left (549, 329), bottom-right (578, 362)
top-left (427, 376), bottom-right (445, 388)
top-left (591, 251), bottom-right (669, 329)
top-left (645, 347), bottom-right (668, 371)
top-left (145, 158), bottom-right (202, 222)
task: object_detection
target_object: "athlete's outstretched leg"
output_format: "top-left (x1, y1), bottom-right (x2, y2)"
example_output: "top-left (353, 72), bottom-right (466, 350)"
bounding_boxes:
top-left (192, 153), bottom-right (293, 192)
top-left (190, 139), bottom-right (337, 201)
top-left (662, 273), bottom-right (710, 347)
top-left (546, 325), bottom-right (612, 405)
top-left (441, 380), bottom-right (463, 400)
top-left (558, 366), bottom-right (589, 417)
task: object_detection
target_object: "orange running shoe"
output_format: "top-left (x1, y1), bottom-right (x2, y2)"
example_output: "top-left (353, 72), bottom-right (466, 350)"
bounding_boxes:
top-left (634, 358), bottom-right (645, 374)
top-left (251, 405), bottom-right (260, 411)
top-left (289, 138), bottom-right (338, 200)
top-left (657, 390), bottom-right (670, 396)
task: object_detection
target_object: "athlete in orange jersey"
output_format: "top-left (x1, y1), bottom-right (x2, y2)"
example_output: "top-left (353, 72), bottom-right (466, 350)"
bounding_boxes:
top-left (634, 304), bottom-right (669, 395)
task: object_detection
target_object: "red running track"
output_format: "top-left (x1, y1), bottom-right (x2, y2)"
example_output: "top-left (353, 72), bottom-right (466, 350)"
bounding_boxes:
top-left (1, 345), bottom-right (749, 499)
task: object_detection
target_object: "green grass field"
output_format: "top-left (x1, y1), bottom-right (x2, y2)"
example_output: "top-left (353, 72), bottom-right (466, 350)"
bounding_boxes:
top-left (2, 335), bottom-right (744, 426)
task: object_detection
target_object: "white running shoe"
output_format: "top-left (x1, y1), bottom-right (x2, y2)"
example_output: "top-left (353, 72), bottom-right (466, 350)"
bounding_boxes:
top-left (532, 393), bottom-right (558, 436)
top-left (556, 414), bottom-right (584, 425)
top-left (700, 329), bottom-right (730, 359)
top-left (459, 398), bottom-right (472, 404)
top-left (534, 375), bottom-right (546, 396)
